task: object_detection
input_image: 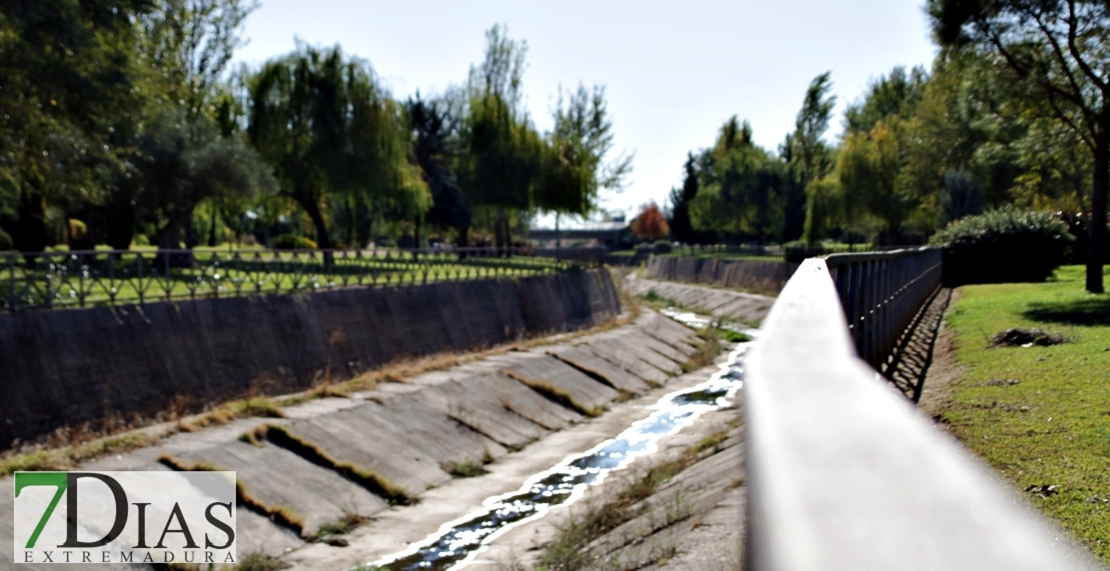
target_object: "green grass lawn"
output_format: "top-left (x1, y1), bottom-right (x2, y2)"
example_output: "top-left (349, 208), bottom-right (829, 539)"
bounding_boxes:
top-left (941, 265), bottom-right (1110, 560)
top-left (1, 251), bottom-right (571, 310)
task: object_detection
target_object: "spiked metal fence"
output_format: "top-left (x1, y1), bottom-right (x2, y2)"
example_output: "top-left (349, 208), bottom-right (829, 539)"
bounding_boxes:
top-left (1, 247), bottom-right (596, 312)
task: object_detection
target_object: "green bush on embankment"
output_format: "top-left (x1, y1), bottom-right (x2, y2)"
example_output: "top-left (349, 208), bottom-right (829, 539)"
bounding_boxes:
top-left (929, 207), bottom-right (1073, 285)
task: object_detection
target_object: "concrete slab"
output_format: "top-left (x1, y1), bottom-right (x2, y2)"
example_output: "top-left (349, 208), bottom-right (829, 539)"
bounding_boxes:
top-left (179, 440), bottom-right (389, 535)
top-left (614, 329), bottom-right (689, 365)
top-left (456, 373), bottom-right (583, 431)
top-left (409, 379), bottom-right (548, 450)
top-left (545, 345), bottom-right (651, 395)
top-left (281, 416), bottom-right (448, 496)
top-left (580, 342), bottom-right (670, 386)
top-left (491, 353), bottom-right (620, 412)
top-left (587, 335), bottom-right (682, 376)
top-left (342, 398), bottom-right (508, 466)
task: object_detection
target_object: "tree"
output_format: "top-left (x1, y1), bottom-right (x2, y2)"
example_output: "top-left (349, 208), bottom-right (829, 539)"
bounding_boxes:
top-left (137, 0), bottom-right (256, 118)
top-left (247, 44), bottom-right (428, 254)
top-left (803, 175), bottom-right (844, 246)
top-left (632, 202), bottom-right (669, 241)
top-left (929, 0), bottom-right (1110, 291)
top-left (844, 66), bottom-right (927, 134)
top-left (406, 93), bottom-right (471, 244)
top-left (839, 118), bottom-right (924, 244)
top-left (0, 0), bottom-right (151, 252)
top-left (533, 83), bottom-right (632, 229)
top-left (782, 72), bottom-right (837, 241)
top-left (459, 24), bottom-right (541, 248)
top-left (126, 109), bottom-right (274, 251)
top-left (690, 117), bottom-right (785, 242)
top-left (669, 153), bottom-right (700, 243)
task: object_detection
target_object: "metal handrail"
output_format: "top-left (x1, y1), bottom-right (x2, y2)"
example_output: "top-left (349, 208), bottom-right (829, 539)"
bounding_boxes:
top-left (744, 257), bottom-right (1098, 570)
top-left (1, 247), bottom-right (599, 312)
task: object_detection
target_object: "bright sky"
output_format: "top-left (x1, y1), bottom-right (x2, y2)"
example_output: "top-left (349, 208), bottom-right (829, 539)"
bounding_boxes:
top-left (232, 0), bottom-right (938, 223)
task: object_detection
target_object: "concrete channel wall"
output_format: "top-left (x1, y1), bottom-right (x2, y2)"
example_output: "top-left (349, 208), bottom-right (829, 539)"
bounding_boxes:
top-left (0, 268), bottom-right (621, 447)
top-left (0, 311), bottom-right (704, 566)
top-left (645, 256), bottom-right (798, 294)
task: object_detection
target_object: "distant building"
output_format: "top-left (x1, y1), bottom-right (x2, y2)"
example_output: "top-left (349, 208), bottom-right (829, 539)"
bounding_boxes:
top-left (528, 220), bottom-right (630, 249)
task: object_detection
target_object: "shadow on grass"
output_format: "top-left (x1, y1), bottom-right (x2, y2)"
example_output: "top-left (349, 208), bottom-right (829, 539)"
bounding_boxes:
top-left (1023, 297), bottom-right (1110, 325)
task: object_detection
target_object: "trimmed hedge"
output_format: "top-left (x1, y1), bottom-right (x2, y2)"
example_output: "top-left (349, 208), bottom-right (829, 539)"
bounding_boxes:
top-left (929, 207), bottom-right (1073, 285)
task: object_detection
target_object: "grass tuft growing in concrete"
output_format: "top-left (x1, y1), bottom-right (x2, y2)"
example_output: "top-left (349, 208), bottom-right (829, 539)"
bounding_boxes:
top-left (938, 265), bottom-right (1110, 562)
top-left (258, 425), bottom-right (414, 505)
top-left (503, 372), bottom-right (604, 417)
top-left (157, 453), bottom-right (307, 535)
top-left (536, 435), bottom-right (718, 571)
top-left (178, 397), bottom-right (285, 433)
top-left (234, 551), bottom-right (291, 571)
top-left (681, 328), bottom-right (722, 373)
top-left (444, 459), bottom-right (488, 478)
top-left (0, 433), bottom-right (159, 477)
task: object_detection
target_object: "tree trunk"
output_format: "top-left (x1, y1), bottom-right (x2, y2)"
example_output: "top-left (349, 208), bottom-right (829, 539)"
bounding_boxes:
top-left (495, 207), bottom-right (505, 250)
top-left (155, 213), bottom-right (196, 268)
top-left (1087, 127), bottom-right (1108, 293)
top-left (556, 213), bottom-right (561, 248)
top-left (207, 204), bottom-right (218, 247)
top-left (457, 224), bottom-right (469, 260)
top-left (300, 197), bottom-right (334, 265)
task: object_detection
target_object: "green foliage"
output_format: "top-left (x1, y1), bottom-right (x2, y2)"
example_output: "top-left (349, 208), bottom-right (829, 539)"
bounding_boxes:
top-left (127, 108), bottom-right (275, 249)
top-left (930, 207), bottom-right (1074, 285)
top-left (445, 460), bottom-right (488, 478)
top-left (844, 66), bottom-right (927, 135)
top-left (271, 234), bottom-right (318, 250)
top-left (690, 117), bottom-right (784, 241)
top-left (782, 72), bottom-right (837, 241)
top-left (533, 84), bottom-right (632, 216)
top-left (940, 168), bottom-right (984, 224)
top-left (652, 239), bottom-right (673, 254)
top-left (406, 94), bottom-right (470, 240)
top-left (928, 0), bottom-right (1110, 292)
top-left (668, 153), bottom-right (701, 243)
top-left (838, 117), bottom-right (923, 243)
top-left (247, 43), bottom-right (429, 251)
top-left (802, 175), bottom-right (842, 246)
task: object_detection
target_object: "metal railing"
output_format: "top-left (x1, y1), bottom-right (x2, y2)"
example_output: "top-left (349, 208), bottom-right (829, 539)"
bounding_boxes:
top-left (826, 248), bottom-right (943, 375)
top-left (1, 247), bottom-right (597, 312)
top-left (743, 254), bottom-right (1097, 570)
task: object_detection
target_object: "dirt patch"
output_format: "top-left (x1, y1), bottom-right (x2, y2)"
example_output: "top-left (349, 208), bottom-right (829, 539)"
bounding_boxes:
top-left (918, 291), bottom-right (966, 420)
top-left (991, 328), bottom-right (1066, 347)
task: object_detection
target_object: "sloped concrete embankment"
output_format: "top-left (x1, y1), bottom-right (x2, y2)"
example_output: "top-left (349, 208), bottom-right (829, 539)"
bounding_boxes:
top-left (625, 276), bottom-right (775, 325)
top-left (0, 311), bottom-right (703, 569)
top-left (0, 269), bottom-right (619, 447)
top-left (477, 400), bottom-right (744, 571)
top-left (646, 255), bottom-right (798, 294)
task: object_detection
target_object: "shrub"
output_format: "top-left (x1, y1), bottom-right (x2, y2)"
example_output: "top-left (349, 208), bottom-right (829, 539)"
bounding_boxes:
top-left (635, 243), bottom-right (654, 255)
top-left (653, 240), bottom-right (673, 254)
top-left (929, 207), bottom-right (1073, 285)
top-left (272, 234), bottom-right (318, 250)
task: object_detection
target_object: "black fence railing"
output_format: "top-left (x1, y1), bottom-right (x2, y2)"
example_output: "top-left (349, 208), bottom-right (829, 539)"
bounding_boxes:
top-left (826, 248), bottom-right (944, 377)
top-left (1, 247), bottom-right (598, 312)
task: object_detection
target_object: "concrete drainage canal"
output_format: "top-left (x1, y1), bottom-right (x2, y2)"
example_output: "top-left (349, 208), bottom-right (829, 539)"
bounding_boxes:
top-left (370, 320), bottom-right (750, 571)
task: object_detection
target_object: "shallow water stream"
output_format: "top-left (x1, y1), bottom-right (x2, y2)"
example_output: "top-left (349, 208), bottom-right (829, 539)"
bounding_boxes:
top-left (369, 312), bottom-right (750, 571)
